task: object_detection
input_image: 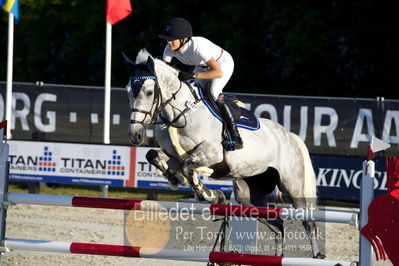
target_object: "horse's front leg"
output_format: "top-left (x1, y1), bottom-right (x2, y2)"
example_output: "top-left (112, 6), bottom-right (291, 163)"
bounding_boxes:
top-left (182, 143), bottom-right (226, 204)
top-left (145, 149), bottom-right (190, 189)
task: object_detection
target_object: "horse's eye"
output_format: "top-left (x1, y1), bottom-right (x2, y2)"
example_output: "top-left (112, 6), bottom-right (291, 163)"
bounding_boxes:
top-left (146, 91), bottom-right (153, 97)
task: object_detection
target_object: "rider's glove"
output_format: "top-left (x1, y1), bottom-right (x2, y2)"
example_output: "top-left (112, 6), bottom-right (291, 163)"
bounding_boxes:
top-left (178, 72), bottom-right (195, 81)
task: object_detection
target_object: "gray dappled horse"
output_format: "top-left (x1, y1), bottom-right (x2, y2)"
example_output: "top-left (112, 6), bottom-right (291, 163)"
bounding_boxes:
top-left (125, 49), bottom-right (325, 258)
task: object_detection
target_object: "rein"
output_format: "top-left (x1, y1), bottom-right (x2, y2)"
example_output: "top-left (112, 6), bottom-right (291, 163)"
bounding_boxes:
top-left (129, 74), bottom-right (201, 128)
top-left (157, 81), bottom-right (201, 128)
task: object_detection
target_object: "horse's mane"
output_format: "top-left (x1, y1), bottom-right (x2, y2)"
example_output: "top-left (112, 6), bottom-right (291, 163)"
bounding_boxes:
top-left (135, 48), bottom-right (180, 89)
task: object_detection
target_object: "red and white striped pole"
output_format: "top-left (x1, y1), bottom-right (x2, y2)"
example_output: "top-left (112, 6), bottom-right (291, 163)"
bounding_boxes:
top-left (6, 192), bottom-right (356, 224)
top-left (4, 238), bottom-right (355, 266)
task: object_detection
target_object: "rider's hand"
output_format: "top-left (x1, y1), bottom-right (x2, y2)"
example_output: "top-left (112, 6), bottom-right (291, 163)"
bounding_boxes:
top-left (178, 72), bottom-right (195, 81)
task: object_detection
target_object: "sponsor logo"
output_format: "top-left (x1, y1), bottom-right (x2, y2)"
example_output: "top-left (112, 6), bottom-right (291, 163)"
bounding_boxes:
top-left (107, 150), bottom-right (125, 176)
top-left (38, 146), bottom-right (56, 172)
top-left (316, 168), bottom-right (386, 190)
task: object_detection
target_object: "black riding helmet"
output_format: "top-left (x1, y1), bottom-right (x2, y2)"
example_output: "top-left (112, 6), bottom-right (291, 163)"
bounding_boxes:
top-left (159, 18), bottom-right (193, 40)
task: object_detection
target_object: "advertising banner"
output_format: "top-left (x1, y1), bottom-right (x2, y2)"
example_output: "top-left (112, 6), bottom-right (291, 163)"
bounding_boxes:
top-left (9, 141), bottom-right (133, 186)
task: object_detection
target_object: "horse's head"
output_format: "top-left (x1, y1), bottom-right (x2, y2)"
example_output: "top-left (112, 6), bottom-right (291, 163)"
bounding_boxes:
top-left (124, 50), bottom-right (158, 145)
top-left (124, 49), bottom-right (180, 145)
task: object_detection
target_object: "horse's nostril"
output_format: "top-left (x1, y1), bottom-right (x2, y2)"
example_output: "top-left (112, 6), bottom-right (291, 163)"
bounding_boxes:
top-left (128, 129), bottom-right (145, 145)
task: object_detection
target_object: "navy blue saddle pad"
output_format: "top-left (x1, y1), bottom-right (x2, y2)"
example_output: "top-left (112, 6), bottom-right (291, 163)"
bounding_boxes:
top-left (195, 84), bottom-right (260, 131)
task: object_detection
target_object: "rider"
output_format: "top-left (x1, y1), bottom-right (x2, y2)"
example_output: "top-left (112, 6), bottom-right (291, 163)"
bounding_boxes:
top-left (158, 17), bottom-right (243, 150)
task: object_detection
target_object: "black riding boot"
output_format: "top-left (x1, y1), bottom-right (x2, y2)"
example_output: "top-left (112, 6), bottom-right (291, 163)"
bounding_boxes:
top-left (217, 95), bottom-right (243, 150)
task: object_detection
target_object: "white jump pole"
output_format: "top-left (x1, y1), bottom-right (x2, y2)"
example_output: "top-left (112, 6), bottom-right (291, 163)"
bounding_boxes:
top-left (359, 160), bottom-right (374, 266)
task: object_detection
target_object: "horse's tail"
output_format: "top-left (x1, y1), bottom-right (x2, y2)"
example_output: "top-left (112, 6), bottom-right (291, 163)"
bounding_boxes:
top-left (291, 134), bottom-right (318, 203)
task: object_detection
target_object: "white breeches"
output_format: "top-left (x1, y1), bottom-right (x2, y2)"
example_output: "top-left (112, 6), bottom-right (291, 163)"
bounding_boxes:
top-left (194, 50), bottom-right (234, 100)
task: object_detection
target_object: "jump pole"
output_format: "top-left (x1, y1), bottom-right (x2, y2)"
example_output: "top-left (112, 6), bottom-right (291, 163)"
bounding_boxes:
top-left (3, 238), bottom-right (355, 266)
top-left (5, 192), bottom-right (357, 224)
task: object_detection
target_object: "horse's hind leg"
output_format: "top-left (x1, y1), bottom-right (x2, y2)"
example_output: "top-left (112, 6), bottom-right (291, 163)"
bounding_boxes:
top-left (233, 174), bottom-right (285, 256)
top-left (286, 133), bottom-right (325, 258)
top-left (281, 177), bottom-right (325, 259)
top-left (290, 197), bottom-right (325, 259)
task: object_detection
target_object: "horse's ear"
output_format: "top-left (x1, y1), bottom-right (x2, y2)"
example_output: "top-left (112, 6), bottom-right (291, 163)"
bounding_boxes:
top-left (147, 56), bottom-right (156, 76)
top-left (121, 51), bottom-right (136, 72)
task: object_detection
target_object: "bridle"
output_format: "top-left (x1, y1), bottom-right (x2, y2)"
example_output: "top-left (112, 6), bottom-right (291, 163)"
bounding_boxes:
top-left (129, 75), bottom-right (161, 126)
top-left (129, 74), bottom-right (201, 129)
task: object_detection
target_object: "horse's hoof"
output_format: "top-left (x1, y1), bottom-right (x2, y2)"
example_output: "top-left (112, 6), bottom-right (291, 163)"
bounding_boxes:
top-left (215, 190), bottom-right (226, 204)
top-left (165, 172), bottom-right (179, 186)
top-left (168, 181), bottom-right (179, 190)
top-left (313, 252), bottom-right (326, 259)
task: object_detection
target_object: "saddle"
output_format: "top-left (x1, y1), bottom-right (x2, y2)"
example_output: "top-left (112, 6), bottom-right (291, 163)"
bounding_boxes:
top-left (197, 82), bottom-right (260, 131)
